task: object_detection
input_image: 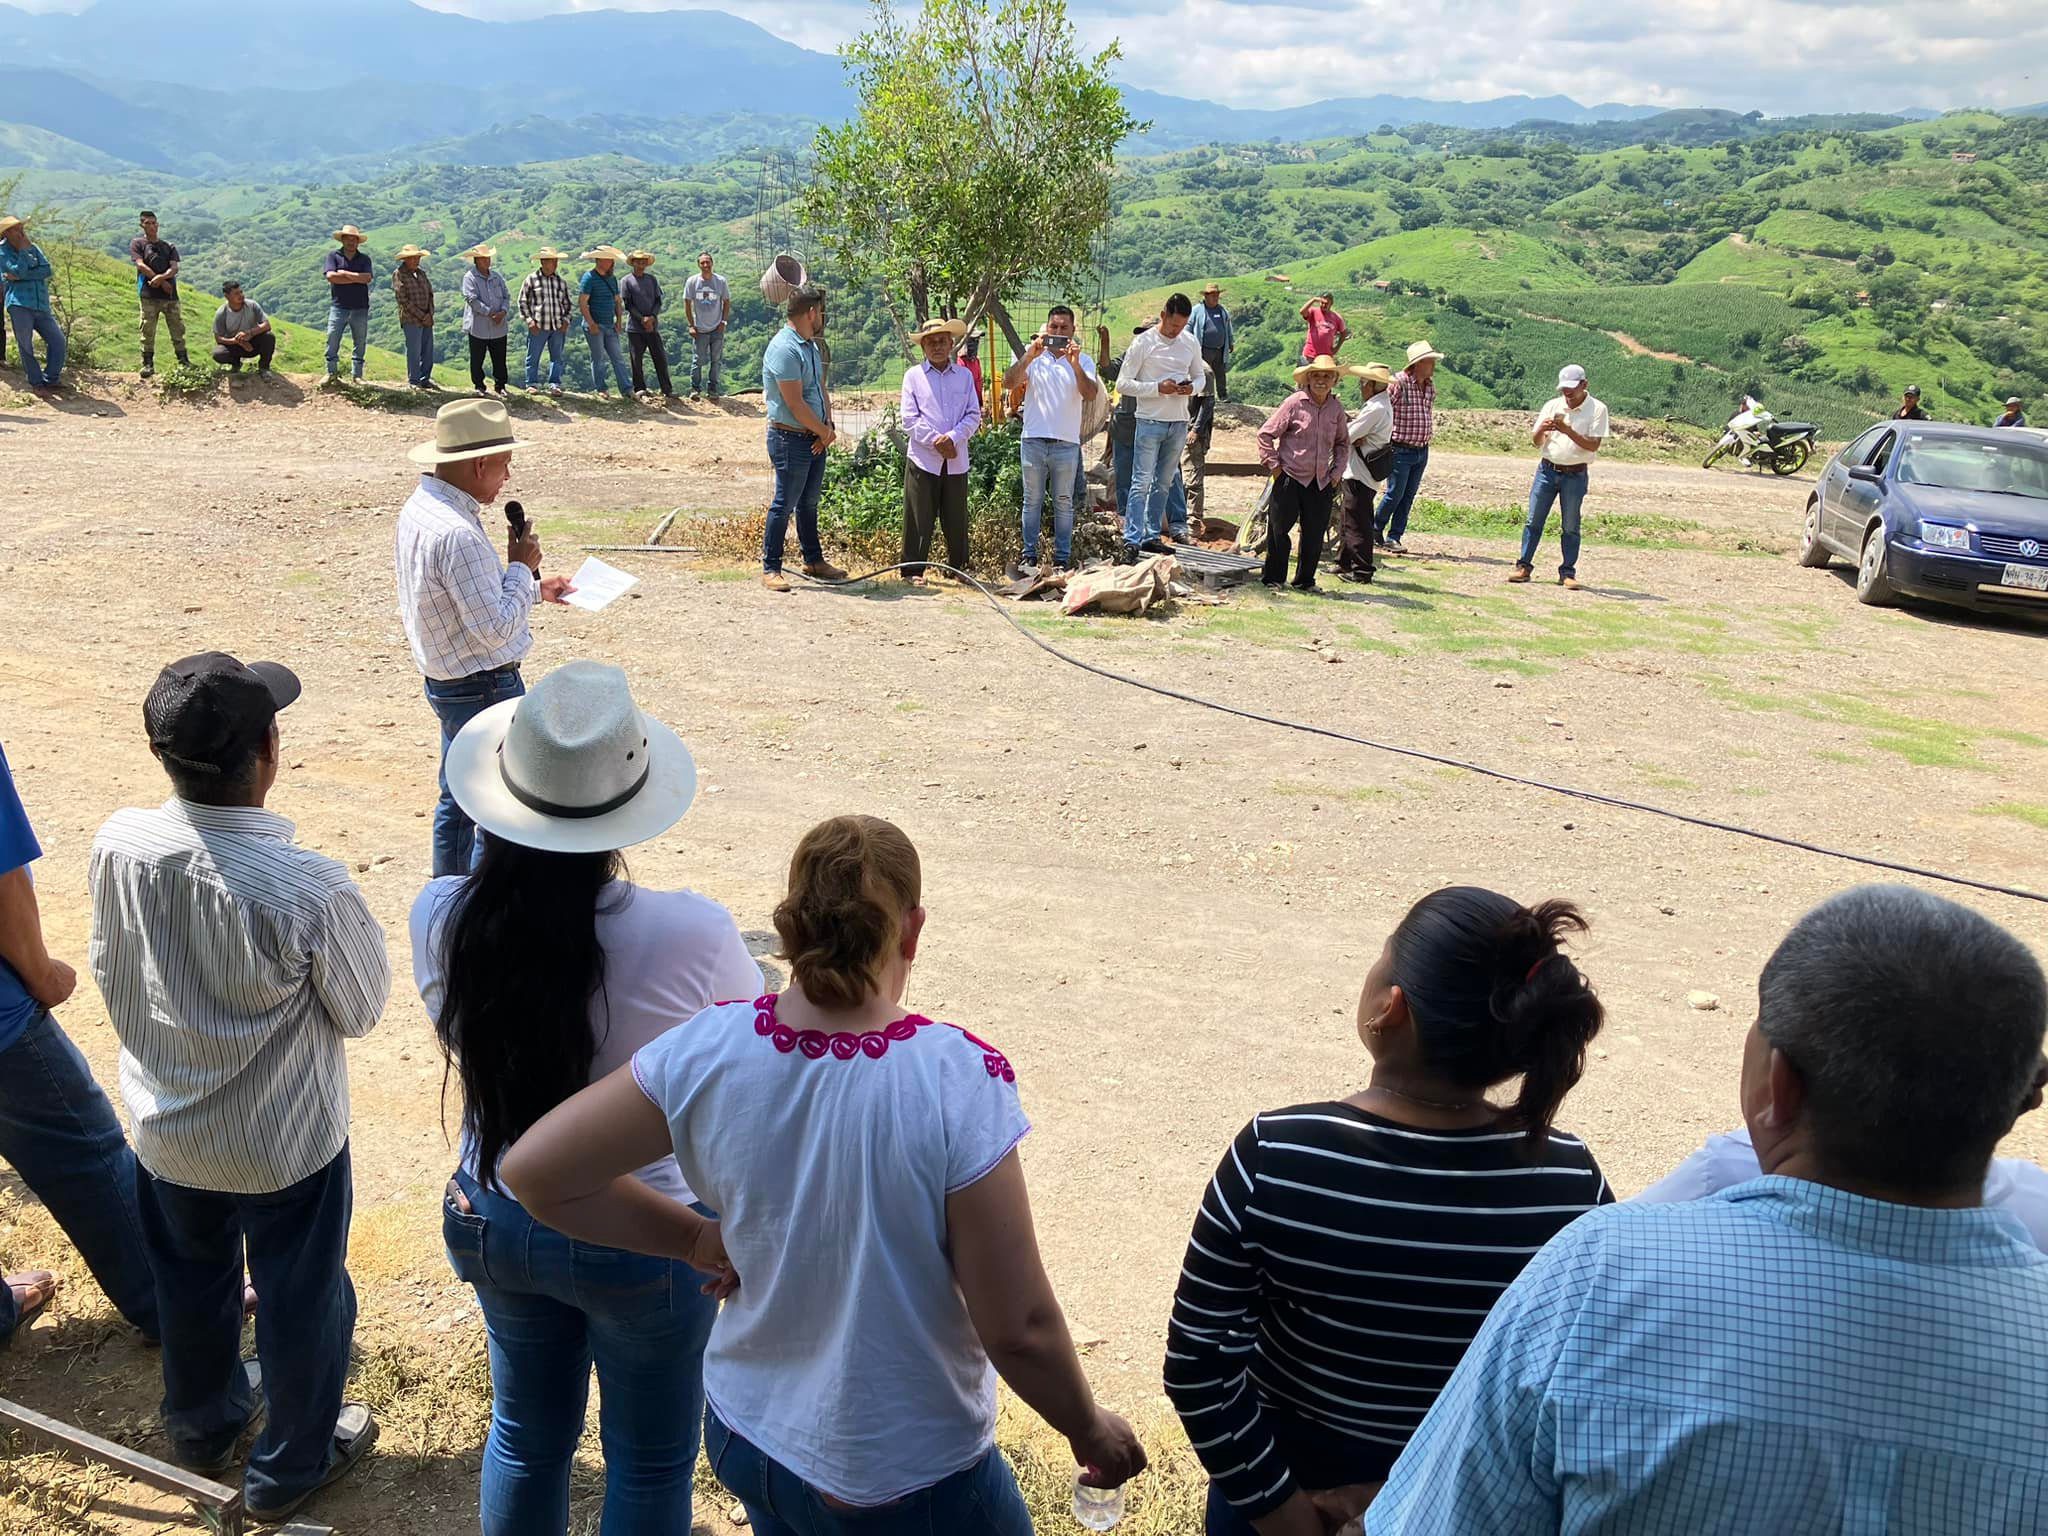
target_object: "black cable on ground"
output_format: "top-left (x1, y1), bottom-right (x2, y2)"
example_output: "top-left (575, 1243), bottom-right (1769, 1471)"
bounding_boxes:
top-left (798, 561), bottom-right (2048, 908)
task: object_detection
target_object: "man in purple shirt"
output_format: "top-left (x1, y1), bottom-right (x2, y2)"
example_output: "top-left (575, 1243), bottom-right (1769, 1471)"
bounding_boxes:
top-left (899, 317), bottom-right (981, 583)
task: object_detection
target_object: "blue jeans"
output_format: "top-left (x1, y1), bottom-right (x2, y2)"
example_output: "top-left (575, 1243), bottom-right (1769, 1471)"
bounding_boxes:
top-left (705, 1412), bottom-right (1032, 1536)
top-left (403, 322), bottom-right (435, 386)
top-left (692, 328), bottom-right (726, 395)
top-left (525, 328), bottom-right (568, 388)
top-left (325, 304), bottom-right (368, 378)
top-left (1126, 418), bottom-right (1189, 545)
top-left (424, 666), bottom-right (526, 876)
top-left (1375, 444), bottom-right (1431, 544)
top-left (1166, 463), bottom-right (1189, 536)
top-left (1114, 435), bottom-right (1136, 522)
top-left (136, 1146), bottom-right (356, 1515)
top-left (444, 1170), bottom-right (718, 1536)
top-left (586, 325), bottom-right (631, 397)
top-left (1020, 437), bottom-right (1080, 566)
top-left (0, 1008), bottom-right (158, 1342)
top-left (1520, 461), bottom-right (1589, 578)
top-left (764, 428), bottom-right (827, 572)
top-left (9, 307), bottom-right (66, 388)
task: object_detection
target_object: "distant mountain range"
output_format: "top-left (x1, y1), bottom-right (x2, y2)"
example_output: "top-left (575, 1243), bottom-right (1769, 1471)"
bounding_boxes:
top-left (0, 0), bottom-right (1674, 176)
top-left (0, 0), bottom-right (2032, 179)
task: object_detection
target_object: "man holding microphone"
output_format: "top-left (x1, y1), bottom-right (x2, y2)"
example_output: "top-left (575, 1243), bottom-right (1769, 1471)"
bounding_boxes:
top-left (1509, 363), bottom-right (1607, 591)
top-left (394, 399), bottom-right (574, 874)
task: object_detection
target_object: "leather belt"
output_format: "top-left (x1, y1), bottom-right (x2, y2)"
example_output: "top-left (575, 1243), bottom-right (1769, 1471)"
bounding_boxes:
top-left (770, 421), bottom-right (815, 435)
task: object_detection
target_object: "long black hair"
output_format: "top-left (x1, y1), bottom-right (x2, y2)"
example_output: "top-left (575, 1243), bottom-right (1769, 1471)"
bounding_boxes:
top-left (434, 836), bottom-right (627, 1190)
top-left (1388, 886), bottom-right (1605, 1151)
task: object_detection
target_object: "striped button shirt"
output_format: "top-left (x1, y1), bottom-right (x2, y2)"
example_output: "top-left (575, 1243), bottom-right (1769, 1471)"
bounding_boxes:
top-left (88, 799), bottom-right (389, 1195)
top-left (1368, 1178), bottom-right (2048, 1535)
top-left (394, 474), bottom-right (537, 682)
top-left (1165, 1104), bottom-right (1610, 1519)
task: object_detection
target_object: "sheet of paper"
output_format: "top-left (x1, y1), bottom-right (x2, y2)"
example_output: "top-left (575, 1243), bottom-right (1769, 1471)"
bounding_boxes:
top-left (562, 555), bottom-right (639, 612)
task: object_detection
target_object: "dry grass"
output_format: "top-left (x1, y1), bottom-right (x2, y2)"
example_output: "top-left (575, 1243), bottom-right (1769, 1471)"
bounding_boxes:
top-left (659, 505), bottom-right (1129, 579)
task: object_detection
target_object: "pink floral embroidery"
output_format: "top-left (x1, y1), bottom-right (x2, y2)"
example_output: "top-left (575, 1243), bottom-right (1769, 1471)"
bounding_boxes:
top-left (950, 1026), bottom-right (1016, 1084)
top-left (751, 994), bottom-right (935, 1064)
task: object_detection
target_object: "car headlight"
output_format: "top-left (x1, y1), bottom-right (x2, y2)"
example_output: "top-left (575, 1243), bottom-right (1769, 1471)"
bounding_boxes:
top-left (1919, 524), bottom-right (1972, 551)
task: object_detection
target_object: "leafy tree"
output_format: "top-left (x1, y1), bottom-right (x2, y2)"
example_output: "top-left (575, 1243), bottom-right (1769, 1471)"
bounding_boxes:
top-left (802, 0), bottom-right (1137, 352)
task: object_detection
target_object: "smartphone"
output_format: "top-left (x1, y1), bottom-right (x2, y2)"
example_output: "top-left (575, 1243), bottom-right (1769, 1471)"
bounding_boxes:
top-left (1045, 335), bottom-right (1070, 352)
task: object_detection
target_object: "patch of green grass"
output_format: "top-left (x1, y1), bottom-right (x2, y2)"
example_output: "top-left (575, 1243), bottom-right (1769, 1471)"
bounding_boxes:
top-left (1977, 802), bottom-right (2048, 830)
top-left (282, 570), bottom-right (321, 590)
top-left (1271, 779), bottom-right (1395, 802)
top-left (1699, 677), bottom-right (2048, 772)
top-left (1813, 748), bottom-right (1864, 765)
top-left (1180, 603), bottom-right (1313, 648)
top-left (894, 699), bottom-right (926, 713)
top-left (695, 567), bottom-right (754, 583)
top-left (1634, 767), bottom-right (1698, 792)
top-left (1413, 498), bottom-right (1787, 556)
top-left (1016, 613), bottom-right (1138, 641)
top-left (1468, 655), bottom-right (1554, 676)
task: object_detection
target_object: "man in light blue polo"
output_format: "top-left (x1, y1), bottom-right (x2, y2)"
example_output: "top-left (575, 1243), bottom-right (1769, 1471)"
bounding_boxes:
top-left (1368, 884), bottom-right (2048, 1536)
top-left (758, 284), bottom-right (845, 593)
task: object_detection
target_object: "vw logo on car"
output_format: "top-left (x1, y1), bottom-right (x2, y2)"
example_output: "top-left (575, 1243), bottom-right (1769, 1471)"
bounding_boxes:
top-left (2023, 540), bottom-right (2042, 559)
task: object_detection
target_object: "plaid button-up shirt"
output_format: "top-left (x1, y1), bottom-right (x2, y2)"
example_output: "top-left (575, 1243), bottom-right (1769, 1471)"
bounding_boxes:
top-left (518, 269), bottom-right (572, 332)
top-left (1388, 368), bottom-right (1436, 446)
top-left (393, 265), bottom-right (434, 327)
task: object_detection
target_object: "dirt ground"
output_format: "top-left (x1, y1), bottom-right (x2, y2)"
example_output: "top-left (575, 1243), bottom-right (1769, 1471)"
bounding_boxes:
top-left (3, 376), bottom-right (2046, 1533)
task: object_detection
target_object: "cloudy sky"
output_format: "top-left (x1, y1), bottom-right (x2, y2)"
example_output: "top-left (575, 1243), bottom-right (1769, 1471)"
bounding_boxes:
top-left (402, 0), bottom-right (2046, 114)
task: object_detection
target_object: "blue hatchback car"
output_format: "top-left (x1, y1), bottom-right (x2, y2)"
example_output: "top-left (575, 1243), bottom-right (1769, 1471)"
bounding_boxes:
top-left (1799, 421), bottom-right (2048, 614)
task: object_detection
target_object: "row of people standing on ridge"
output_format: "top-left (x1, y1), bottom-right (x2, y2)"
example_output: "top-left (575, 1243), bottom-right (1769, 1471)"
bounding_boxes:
top-left (327, 225), bottom-right (732, 399)
top-left (10, 646), bottom-right (2045, 1534)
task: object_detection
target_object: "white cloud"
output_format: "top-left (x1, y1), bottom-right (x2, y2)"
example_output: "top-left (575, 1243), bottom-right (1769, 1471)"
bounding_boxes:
top-left (420, 0), bottom-right (2048, 113)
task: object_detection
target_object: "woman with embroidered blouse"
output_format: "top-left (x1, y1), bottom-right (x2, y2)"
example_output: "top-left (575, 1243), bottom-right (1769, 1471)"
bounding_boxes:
top-left (503, 814), bottom-right (1147, 1535)
top-left (1164, 886), bottom-right (1613, 1536)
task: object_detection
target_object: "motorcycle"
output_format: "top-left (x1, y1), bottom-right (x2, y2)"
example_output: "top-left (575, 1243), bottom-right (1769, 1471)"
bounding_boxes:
top-left (1704, 396), bottom-right (1818, 476)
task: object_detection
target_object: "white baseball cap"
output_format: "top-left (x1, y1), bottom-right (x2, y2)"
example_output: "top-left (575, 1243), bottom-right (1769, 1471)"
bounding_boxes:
top-left (1557, 364), bottom-right (1588, 390)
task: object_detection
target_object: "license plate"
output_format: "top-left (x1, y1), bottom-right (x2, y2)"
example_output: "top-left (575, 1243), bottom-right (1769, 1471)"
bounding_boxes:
top-left (2003, 564), bottom-right (2048, 591)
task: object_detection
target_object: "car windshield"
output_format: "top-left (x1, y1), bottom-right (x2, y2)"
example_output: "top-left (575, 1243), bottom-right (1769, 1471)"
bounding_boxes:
top-left (1897, 439), bottom-right (2048, 501)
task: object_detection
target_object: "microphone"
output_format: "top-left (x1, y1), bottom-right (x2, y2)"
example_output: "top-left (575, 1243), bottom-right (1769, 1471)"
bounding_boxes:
top-left (505, 499), bottom-right (528, 539)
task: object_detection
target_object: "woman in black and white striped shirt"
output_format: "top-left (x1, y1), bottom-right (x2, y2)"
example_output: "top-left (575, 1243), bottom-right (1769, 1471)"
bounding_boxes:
top-left (1165, 887), bottom-right (1611, 1536)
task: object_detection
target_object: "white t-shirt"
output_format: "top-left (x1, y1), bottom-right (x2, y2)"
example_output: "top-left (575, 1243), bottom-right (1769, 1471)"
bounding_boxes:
top-left (632, 994), bottom-right (1031, 1505)
top-left (1632, 1126), bottom-right (2048, 1251)
top-left (1020, 349), bottom-right (1099, 443)
top-left (410, 877), bottom-right (760, 1202)
top-left (1345, 392), bottom-right (1395, 487)
top-left (1536, 392), bottom-right (1611, 467)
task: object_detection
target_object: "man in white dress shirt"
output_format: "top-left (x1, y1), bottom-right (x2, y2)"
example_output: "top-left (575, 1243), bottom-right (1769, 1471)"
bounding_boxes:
top-left (1115, 292), bottom-right (1208, 565)
top-left (89, 652), bottom-right (390, 1521)
top-left (394, 398), bottom-right (573, 875)
top-left (1510, 363), bottom-right (1609, 591)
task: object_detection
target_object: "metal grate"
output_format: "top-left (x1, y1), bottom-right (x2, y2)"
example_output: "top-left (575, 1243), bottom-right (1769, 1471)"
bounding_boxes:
top-left (1979, 532), bottom-right (2047, 561)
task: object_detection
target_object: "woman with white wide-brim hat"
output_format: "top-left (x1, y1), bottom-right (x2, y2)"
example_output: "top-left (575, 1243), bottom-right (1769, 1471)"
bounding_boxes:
top-left (409, 659), bottom-right (761, 1536)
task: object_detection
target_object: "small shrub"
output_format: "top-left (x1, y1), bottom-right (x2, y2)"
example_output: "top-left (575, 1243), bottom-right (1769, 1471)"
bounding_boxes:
top-left (157, 361), bottom-right (220, 400)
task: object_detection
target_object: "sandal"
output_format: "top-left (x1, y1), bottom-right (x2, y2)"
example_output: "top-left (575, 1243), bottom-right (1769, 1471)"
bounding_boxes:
top-left (4, 1270), bottom-right (59, 1336)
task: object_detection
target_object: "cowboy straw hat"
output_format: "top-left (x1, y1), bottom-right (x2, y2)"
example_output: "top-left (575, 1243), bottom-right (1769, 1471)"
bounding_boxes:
top-left (408, 397), bottom-right (531, 468)
top-left (1294, 354), bottom-right (1345, 385)
top-left (532, 247), bottom-right (567, 262)
top-left (1348, 361), bottom-right (1394, 386)
top-left (445, 662), bottom-right (697, 855)
top-left (463, 245), bottom-right (498, 261)
top-left (627, 250), bottom-right (656, 264)
top-left (581, 245), bottom-right (626, 263)
top-left (394, 244), bottom-right (429, 260)
top-left (1405, 339), bottom-right (1445, 366)
top-left (909, 316), bottom-right (968, 343)
top-left (332, 225), bottom-right (368, 242)
top-left (0, 216), bottom-right (25, 237)
top-left (1201, 282), bottom-right (1222, 295)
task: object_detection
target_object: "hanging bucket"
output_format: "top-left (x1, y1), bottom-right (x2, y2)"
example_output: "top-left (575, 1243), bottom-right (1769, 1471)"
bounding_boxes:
top-left (760, 253), bottom-right (808, 305)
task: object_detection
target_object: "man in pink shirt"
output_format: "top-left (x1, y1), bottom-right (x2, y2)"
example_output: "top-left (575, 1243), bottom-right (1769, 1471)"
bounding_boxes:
top-left (899, 317), bottom-right (981, 583)
top-left (1300, 294), bottom-right (1348, 361)
top-left (1257, 355), bottom-right (1350, 591)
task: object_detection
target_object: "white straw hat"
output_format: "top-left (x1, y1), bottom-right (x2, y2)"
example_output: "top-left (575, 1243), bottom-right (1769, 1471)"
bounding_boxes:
top-left (409, 398), bottom-right (531, 467)
top-left (445, 662), bottom-right (697, 855)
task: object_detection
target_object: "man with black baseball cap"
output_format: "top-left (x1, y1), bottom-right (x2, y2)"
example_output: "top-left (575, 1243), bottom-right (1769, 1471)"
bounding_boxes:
top-left (91, 651), bottom-right (388, 1521)
top-left (1894, 385), bottom-right (1929, 422)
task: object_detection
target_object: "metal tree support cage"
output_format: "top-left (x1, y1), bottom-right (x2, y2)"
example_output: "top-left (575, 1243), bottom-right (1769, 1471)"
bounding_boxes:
top-left (979, 229), bottom-right (1112, 424)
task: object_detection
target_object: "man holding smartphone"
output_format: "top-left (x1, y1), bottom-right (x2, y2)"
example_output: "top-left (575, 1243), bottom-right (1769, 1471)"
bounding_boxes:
top-left (1004, 304), bottom-right (1101, 575)
top-left (1509, 363), bottom-right (1607, 591)
top-left (1115, 293), bottom-right (1208, 564)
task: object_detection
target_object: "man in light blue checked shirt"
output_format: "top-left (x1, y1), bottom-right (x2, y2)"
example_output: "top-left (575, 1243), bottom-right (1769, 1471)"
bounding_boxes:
top-left (1366, 883), bottom-right (2048, 1536)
